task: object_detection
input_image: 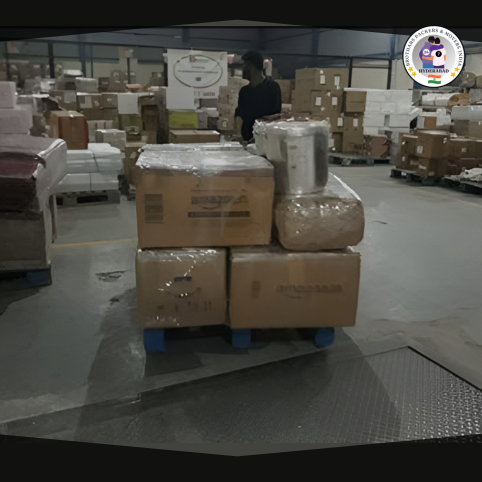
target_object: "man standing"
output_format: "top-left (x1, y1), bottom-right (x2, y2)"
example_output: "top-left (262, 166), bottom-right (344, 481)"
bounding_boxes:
top-left (234, 51), bottom-right (282, 143)
top-left (420, 36), bottom-right (436, 69)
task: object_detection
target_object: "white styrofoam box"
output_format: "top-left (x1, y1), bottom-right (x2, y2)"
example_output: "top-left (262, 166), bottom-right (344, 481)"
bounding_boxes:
top-left (385, 114), bottom-right (411, 128)
top-left (117, 93), bottom-right (139, 115)
top-left (436, 108), bottom-right (448, 115)
top-left (66, 158), bottom-right (98, 174)
top-left (95, 158), bottom-right (123, 173)
top-left (55, 173), bottom-right (91, 193)
top-left (421, 94), bottom-right (437, 106)
top-left (451, 106), bottom-right (482, 121)
top-left (94, 129), bottom-right (126, 151)
top-left (87, 121), bottom-right (113, 143)
top-left (0, 108), bottom-right (33, 134)
top-left (434, 94), bottom-right (454, 107)
top-left (363, 114), bottom-right (386, 127)
top-left (90, 172), bottom-right (119, 191)
top-left (410, 107), bottom-right (421, 122)
top-left (364, 101), bottom-right (383, 113)
top-left (0, 82), bottom-right (16, 109)
top-left (67, 150), bottom-right (95, 161)
top-left (88, 143), bottom-right (123, 159)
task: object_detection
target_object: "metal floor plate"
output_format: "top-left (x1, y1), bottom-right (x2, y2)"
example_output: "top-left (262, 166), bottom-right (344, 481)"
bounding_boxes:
top-left (3, 347), bottom-right (482, 444)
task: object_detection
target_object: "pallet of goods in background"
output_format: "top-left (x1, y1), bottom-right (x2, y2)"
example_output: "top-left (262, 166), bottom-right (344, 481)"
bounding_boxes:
top-left (133, 120), bottom-right (365, 352)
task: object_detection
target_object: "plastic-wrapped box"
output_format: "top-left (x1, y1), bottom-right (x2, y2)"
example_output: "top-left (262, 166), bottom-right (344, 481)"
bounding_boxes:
top-left (265, 121), bottom-right (330, 194)
top-left (253, 120), bottom-right (268, 157)
top-left (88, 143), bottom-right (123, 173)
top-left (0, 109), bottom-right (33, 134)
top-left (94, 129), bottom-right (127, 151)
top-left (274, 173), bottom-right (365, 251)
top-left (0, 135), bottom-right (67, 216)
top-left (140, 142), bottom-right (244, 152)
top-left (135, 150), bottom-right (274, 248)
top-left (0, 82), bottom-right (16, 109)
top-left (66, 150), bottom-right (98, 174)
top-left (55, 173), bottom-right (91, 193)
top-left (135, 248), bottom-right (227, 328)
top-left (75, 77), bottom-right (99, 93)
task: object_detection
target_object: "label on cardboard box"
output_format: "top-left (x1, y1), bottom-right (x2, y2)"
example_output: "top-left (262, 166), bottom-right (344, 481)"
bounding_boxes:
top-left (81, 97), bottom-right (93, 109)
top-left (337, 118), bottom-right (343, 127)
top-left (417, 146), bottom-right (424, 154)
top-left (315, 97), bottom-right (322, 107)
top-left (353, 119), bottom-right (358, 128)
top-left (334, 75), bottom-right (340, 87)
top-left (332, 97), bottom-right (338, 106)
top-left (320, 75), bottom-right (326, 85)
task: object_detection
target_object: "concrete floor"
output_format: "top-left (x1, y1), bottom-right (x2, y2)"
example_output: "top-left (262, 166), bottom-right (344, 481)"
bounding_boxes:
top-left (1, 164), bottom-right (482, 428)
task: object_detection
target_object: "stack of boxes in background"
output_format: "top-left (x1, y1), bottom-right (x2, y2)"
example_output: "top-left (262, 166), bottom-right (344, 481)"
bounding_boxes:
top-left (291, 68), bottom-right (348, 152)
top-left (275, 79), bottom-right (295, 112)
top-left (0, 81), bottom-right (34, 136)
top-left (343, 88), bottom-right (418, 160)
top-left (216, 76), bottom-right (249, 136)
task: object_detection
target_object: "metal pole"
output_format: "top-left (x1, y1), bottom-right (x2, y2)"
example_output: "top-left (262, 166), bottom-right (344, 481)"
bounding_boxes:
top-left (5, 46), bottom-right (11, 82)
top-left (48, 42), bottom-right (55, 79)
top-left (90, 44), bottom-right (94, 78)
top-left (79, 41), bottom-right (87, 77)
top-left (387, 60), bottom-right (392, 89)
top-left (348, 57), bottom-right (353, 87)
top-left (127, 57), bottom-right (131, 84)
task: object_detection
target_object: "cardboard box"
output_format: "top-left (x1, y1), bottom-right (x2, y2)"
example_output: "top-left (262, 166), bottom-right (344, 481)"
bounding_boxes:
top-left (453, 120), bottom-right (482, 139)
top-left (291, 89), bottom-right (311, 113)
top-left (416, 157), bottom-right (448, 179)
top-left (80, 108), bottom-right (105, 121)
top-left (135, 150), bottom-right (274, 249)
top-left (49, 111), bottom-right (88, 150)
top-left (276, 79), bottom-right (295, 104)
top-left (400, 134), bottom-right (418, 156)
top-left (167, 110), bottom-right (198, 130)
top-left (217, 117), bottom-right (235, 132)
top-left (406, 155), bottom-right (420, 171)
top-left (101, 93), bottom-right (118, 109)
top-left (98, 78), bottom-right (110, 92)
top-left (342, 114), bottom-right (364, 153)
top-left (135, 248), bottom-right (227, 329)
top-left (123, 141), bottom-right (146, 185)
top-left (87, 120), bottom-right (113, 143)
top-left (415, 130), bottom-right (450, 159)
top-left (143, 131), bottom-right (157, 144)
top-left (343, 90), bottom-right (367, 113)
top-left (364, 135), bottom-right (390, 158)
top-left (141, 105), bottom-right (159, 132)
top-left (94, 129), bottom-right (126, 151)
top-left (49, 90), bottom-right (77, 110)
top-left (0, 197), bottom-right (55, 272)
top-left (396, 153), bottom-right (409, 169)
top-left (77, 94), bottom-right (102, 111)
top-left (295, 68), bottom-right (348, 92)
top-left (169, 129), bottom-right (220, 144)
top-left (75, 78), bottom-right (98, 93)
top-left (332, 132), bottom-right (343, 152)
top-left (449, 138), bottom-right (477, 160)
top-left (228, 246), bottom-right (360, 329)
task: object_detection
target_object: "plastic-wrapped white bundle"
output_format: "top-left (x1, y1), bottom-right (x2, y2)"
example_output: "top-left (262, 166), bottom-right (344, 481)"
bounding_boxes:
top-left (253, 120), bottom-right (268, 157)
top-left (274, 173), bottom-right (365, 251)
top-left (140, 142), bottom-right (244, 152)
top-left (88, 143), bottom-right (123, 173)
top-left (66, 150), bottom-right (98, 174)
top-left (265, 121), bottom-right (330, 195)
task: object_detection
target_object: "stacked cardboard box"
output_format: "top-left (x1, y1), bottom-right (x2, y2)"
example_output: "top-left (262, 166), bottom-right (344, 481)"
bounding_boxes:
top-left (216, 76), bottom-right (248, 134)
top-left (0, 135), bottom-right (67, 273)
top-left (275, 79), bottom-right (295, 104)
top-left (48, 111), bottom-right (88, 150)
top-left (134, 139), bottom-right (363, 333)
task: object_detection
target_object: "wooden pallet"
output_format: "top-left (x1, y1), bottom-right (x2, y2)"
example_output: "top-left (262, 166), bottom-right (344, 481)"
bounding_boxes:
top-left (0, 266), bottom-right (52, 290)
top-left (142, 326), bottom-right (336, 353)
top-left (56, 190), bottom-right (121, 207)
top-left (440, 177), bottom-right (482, 195)
top-left (330, 153), bottom-right (390, 166)
top-left (390, 168), bottom-right (441, 185)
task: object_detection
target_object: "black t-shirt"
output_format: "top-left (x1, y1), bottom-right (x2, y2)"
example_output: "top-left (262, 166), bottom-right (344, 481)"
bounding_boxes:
top-left (234, 78), bottom-right (282, 141)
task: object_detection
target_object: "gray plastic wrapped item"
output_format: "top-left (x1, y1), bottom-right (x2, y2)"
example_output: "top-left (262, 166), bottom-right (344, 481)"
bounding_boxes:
top-left (274, 173), bottom-right (365, 251)
top-left (470, 89), bottom-right (482, 105)
top-left (75, 77), bottom-right (99, 93)
top-left (452, 71), bottom-right (476, 88)
top-left (140, 142), bottom-right (244, 152)
top-left (265, 121), bottom-right (330, 194)
top-left (253, 120), bottom-right (268, 156)
top-left (94, 129), bottom-right (127, 151)
top-left (0, 135), bottom-right (67, 216)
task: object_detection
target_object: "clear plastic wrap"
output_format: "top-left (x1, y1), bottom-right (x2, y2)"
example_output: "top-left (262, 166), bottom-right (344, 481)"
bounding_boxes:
top-left (140, 142), bottom-right (244, 152)
top-left (136, 149), bottom-right (274, 177)
top-left (274, 173), bottom-right (365, 251)
top-left (0, 135), bottom-right (67, 215)
top-left (136, 248), bottom-right (227, 328)
top-left (94, 129), bottom-right (127, 151)
top-left (253, 120), bottom-right (268, 157)
top-left (265, 120), bottom-right (330, 194)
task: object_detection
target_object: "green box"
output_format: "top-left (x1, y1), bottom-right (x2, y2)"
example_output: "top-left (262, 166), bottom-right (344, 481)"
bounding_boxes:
top-left (168, 110), bottom-right (198, 129)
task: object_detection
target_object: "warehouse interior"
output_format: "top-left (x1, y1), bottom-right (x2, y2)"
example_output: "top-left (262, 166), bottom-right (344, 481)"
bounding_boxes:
top-left (1, 25), bottom-right (482, 445)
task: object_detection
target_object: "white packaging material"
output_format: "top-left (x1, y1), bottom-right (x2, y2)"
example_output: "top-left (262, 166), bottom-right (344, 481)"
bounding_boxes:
top-left (117, 93), bottom-right (139, 115)
top-left (0, 82), bottom-right (16, 109)
top-left (141, 142), bottom-right (243, 152)
top-left (469, 89), bottom-right (482, 105)
top-left (94, 129), bottom-right (126, 151)
top-left (451, 106), bottom-right (482, 121)
top-left (434, 94), bottom-right (454, 107)
top-left (0, 135), bottom-right (68, 209)
top-left (385, 114), bottom-right (411, 127)
top-left (16, 95), bottom-right (39, 114)
top-left (253, 120), bottom-right (268, 157)
top-left (364, 101), bottom-right (383, 113)
top-left (55, 173), bottom-right (91, 193)
top-left (66, 158), bottom-right (98, 174)
top-left (87, 121), bottom-right (113, 143)
top-left (363, 127), bottom-right (382, 136)
top-left (90, 172), bottom-right (120, 191)
top-left (265, 121), bottom-right (330, 194)
top-left (0, 109), bottom-right (33, 134)
top-left (88, 143), bottom-right (123, 159)
top-left (246, 144), bottom-right (258, 155)
top-left (75, 77), bottom-right (98, 94)
top-left (389, 90), bottom-right (413, 102)
top-left (363, 114), bottom-right (386, 127)
top-left (421, 94), bottom-right (437, 106)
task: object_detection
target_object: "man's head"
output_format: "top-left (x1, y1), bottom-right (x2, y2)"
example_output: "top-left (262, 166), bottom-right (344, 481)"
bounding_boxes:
top-left (435, 38), bottom-right (441, 45)
top-left (241, 51), bottom-right (264, 81)
top-left (428, 36), bottom-right (435, 44)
